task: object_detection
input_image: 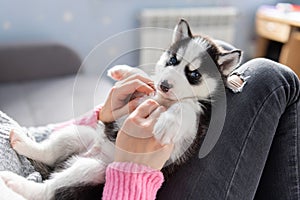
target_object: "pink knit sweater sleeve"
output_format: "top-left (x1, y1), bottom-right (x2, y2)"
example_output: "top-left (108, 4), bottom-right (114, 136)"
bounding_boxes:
top-left (102, 162), bottom-right (164, 200)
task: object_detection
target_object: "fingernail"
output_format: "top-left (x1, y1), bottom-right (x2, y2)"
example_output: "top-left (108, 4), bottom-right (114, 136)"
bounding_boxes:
top-left (158, 106), bottom-right (166, 112)
top-left (149, 91), bottom-right (156, 97)
top-left (147, 99), bottom-right (156, 104)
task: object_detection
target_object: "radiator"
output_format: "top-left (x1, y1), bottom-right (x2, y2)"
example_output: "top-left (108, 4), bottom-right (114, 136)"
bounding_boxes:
top-left (139, 7), bottom-right (238, 72)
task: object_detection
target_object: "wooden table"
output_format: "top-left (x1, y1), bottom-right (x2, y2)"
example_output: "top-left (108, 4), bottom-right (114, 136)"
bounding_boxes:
top-left (256, 5), bottom-right (300, 77)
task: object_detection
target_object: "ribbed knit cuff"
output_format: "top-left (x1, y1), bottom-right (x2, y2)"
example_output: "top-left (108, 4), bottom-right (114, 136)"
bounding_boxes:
top-left (102, 162), bottom-right (164, 200)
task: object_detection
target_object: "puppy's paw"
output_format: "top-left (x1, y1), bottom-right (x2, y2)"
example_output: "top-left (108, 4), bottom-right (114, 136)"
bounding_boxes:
top-left (0, 171), bottom-right (45, 199)
top-left (10, 130), bottom-right (36, 156)
top-left (0, 171), bottom-right (26, 193)
top-left (153, 113), bottom-right (180, 145)
top-left (107, 65), bottom-right (134, 80)
top-left (0, 177), bottom-right (25, 200)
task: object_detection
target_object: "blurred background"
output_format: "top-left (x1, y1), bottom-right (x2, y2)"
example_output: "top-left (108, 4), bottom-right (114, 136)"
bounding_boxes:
top-left (1, 0), bottom-right (293, 70)
top-left (0, 0), bottom-right (299, 126)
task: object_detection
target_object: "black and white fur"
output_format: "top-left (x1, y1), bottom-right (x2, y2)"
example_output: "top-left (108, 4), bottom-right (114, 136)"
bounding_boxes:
top-left (0, 19), bottom-right (242, 200)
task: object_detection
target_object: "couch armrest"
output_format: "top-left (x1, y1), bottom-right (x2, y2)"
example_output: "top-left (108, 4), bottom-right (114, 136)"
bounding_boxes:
top-left (0, 43), bottom-right (82, 82)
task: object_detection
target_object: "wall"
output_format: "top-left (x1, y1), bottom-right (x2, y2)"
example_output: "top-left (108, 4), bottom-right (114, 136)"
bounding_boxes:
top-left (0, 0), bottom-right (281, 74)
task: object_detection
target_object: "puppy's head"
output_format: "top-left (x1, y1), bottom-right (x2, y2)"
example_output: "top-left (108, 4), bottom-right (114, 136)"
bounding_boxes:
top-left (153, 19), bottom-right (242, 102)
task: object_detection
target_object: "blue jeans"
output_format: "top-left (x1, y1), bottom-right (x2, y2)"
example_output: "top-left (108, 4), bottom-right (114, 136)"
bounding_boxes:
top-left (157, 58), bottom-right (300, 200)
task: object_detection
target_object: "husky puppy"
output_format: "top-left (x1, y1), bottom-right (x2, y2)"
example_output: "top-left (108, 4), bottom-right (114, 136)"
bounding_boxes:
top-left (0, 19), bottom-right (242, 200)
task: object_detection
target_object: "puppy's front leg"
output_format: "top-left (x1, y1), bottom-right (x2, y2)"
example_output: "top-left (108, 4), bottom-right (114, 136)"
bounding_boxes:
top-left (153, 102), bottom-right (200, 161)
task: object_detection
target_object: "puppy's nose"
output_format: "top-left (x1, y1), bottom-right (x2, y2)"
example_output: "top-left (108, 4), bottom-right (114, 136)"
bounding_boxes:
top-left (160, 80), bottom-right (173, 93)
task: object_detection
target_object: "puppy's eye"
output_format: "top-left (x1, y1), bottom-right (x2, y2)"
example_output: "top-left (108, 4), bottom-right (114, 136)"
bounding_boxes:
top-left (167, 56), bottom-right (178, 66)
top-left (185, 66), bottom-right (202, 85)
top-left (190, 71), bottom-right (201, 80)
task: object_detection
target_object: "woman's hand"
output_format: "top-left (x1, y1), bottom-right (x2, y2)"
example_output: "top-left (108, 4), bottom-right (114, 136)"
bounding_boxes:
top-left (99, 74), bottom-right (155, 123)
top-left (114, 99), bottom-right (174, 170)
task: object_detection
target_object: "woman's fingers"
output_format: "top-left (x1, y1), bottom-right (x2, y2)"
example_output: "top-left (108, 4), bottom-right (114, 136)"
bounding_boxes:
top-left (118, 79), bottom-right (154, 97)
top-left (133, 99), bottom-right (159, 118)
top-left (119, 100), bottom-right (165, 139)
top-left (99, 72), bottom-right (157, 123)
top-left (148, 106), bottom-right (166, 121)
top-left (115, 74), bottom-right (154, 90)
top-left (110, 97), bottom-right (142, 120)
top-left (100, 79), bottom-right (155, 122)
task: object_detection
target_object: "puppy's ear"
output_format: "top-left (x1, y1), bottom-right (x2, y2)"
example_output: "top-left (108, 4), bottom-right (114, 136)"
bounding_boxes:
top-left (172, 19), bottom-right (192, 44)
top-left (217, 49), bottom-right (242, 76)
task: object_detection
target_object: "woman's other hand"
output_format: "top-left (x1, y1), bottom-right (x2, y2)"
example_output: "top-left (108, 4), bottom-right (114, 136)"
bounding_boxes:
top-left (115, 99), bottom-right (174, 170)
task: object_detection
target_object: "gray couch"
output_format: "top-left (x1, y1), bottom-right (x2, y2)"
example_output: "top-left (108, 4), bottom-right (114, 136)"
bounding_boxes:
top-left (0, 43), bottom-right (113, 126)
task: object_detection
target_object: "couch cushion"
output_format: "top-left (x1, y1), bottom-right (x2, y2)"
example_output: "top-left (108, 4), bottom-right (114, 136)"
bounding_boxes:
top-left (0, 74), bottom-right (113, 126)
top-left (0, 43), bottom-right (82, 82)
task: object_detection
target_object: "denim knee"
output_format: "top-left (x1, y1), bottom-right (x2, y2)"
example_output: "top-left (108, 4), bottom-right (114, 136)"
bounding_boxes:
top-left (227, 58), bottom-right (300, 106)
